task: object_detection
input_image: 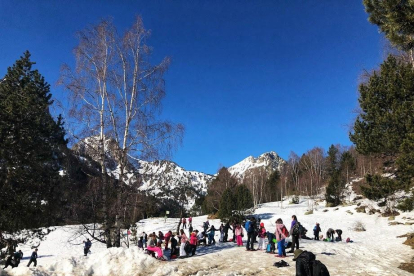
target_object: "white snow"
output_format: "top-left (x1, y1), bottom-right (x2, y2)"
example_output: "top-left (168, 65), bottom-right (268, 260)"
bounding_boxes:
top-left (2, 197), bottom-right (413, 276)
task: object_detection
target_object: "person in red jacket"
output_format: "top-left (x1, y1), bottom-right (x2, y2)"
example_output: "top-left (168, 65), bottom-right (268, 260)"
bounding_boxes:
top-left (164, 231), bottom-right (172, 250)
top-left (189, 232), bottom-right (198, 256)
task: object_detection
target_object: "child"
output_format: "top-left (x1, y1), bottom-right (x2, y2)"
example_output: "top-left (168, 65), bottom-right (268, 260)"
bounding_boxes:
top-left (147, 234), bottom-right (164, 259)
top-left (235, 224), bottom-right (244, 246)
top-left (138, 237), bottom-right (144, 250)
top-left (189, 232), bottom-right (198, 256)
top-left (275, 218), bottom-right (288, 258)
top-left (257, 222), bottom-right (266, 250)
top-left (313, 223), bottom-right (321, 240)
top-left (170, 234), bottom-right (178, 257)
top-left (178, 229), bottom-right (188, 258)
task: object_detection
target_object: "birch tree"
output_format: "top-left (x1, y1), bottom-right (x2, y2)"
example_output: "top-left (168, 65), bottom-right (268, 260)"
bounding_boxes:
top-left (60, 17), bottom-right (184, 247)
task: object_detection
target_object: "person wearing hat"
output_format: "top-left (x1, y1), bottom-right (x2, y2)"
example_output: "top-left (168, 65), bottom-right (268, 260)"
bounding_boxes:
top-left (257, 222), bottom-right (266, 250)
top-left (293, 249), bottom-right (315, 276)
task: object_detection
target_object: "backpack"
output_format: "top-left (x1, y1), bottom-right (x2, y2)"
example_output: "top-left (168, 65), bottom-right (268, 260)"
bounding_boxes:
top-left (313, 260), bottom-right (330, 276)
top-left (266, 243), bottom-right (272, 253)
top-left (282, 226), bottom-right (289, 237)
top-left (292, 222), bottom-right (300, 236)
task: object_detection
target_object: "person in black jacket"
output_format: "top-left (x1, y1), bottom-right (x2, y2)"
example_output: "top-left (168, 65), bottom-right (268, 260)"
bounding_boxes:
top-left (293, 249), bottom-right (315, 276)
top-left (27, 248), bottom-right (38, 267)
top-left (223, 221), bottom-right (232, 242)
top-left (335, 229), bottom-right (343, 241)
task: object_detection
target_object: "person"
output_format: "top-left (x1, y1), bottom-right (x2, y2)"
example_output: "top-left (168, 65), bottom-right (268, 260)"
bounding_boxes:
top-left (266, 231), bottom-right (276, 253)
top-left (288, 215), bottom-right (300, 253)
top-left (182, 217), bottom-right (187, 229)
top-left (257, 222), bottom-right (266, 250)
top-left (188, 224), bottom-right (194, 237)
top-left (219, 223), bottom-right (224, 242)
top-left (335, 229), bottom-right (343, 241)
top-left (326, 228), bottom-right (335, 242)
top-left (170, 233), bottom-right (178, 257)
top-left (188, 216), bottom-right (192, 226)
top-left (27, 248), bottom-right (38, 267)
top-left (147, 234), bottom-right (164, 259)
top-left (189, 232), bottom-right (198, 256)
top-left (143, 232), bottom-right (148, 248)
top-left (293, 249), bottom-right (315, 276)
top-left (138, 237), bottom-right (144, 250)
top-left (197, 230), bottom-right (206, 246)
top-left (275, 218), bottom-right (289, 257)
top-left (235, 224), bottom-right (244, 246)
top-left (232, 221), bottom-right (237, 243)
top-left (223, 221), bottom-right (232, 242)
top-left (157, 231), bottom-right (164, 246)
top-left (203, 220), bottom-right (210, 233)
top-left (313, 223), bottom-right (322, 240)
top-left (178, 229), bottom-right (188, 257)
top-left (3, 250), bottom-right (23, 269)
top-left (245, 217), bottom-right (256, 251)
top-left (164, 231), bottom-right (172, 250)
top-left (207, 225), bottom-right (216, 245)
top-left (84, 238), bottom-right (92, 256)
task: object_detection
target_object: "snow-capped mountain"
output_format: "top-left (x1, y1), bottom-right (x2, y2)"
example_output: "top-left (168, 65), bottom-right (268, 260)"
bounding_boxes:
top-left (72, 137), bottom-right (285, 208)
top-left (228, 151), bottom-right (285, 180)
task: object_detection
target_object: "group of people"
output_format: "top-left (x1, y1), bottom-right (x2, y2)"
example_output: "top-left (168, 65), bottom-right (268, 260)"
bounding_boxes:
top-left (139, 219), bottom-right (219, 260)
top-left (2, 248), bottom-right (38, 270)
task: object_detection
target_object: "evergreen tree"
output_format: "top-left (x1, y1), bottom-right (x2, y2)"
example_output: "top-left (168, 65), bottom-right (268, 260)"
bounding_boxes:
top-left (234, 185), bottom-right (253, 210)
top-left (364, 0), bottom-right (414, 53)
top-left (0, 52), bottom-right (67, 233)
top-left (325, 145), bottom-right (345, 206)
top-left (218, 188), bottom-right (236, 219)
top-left (350, 56), bottom-right (414, 204)
top-left (265, 170), bottom-right (280, 202)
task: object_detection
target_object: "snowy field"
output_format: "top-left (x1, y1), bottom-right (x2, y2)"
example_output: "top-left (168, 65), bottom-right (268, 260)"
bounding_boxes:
top-left (1, 197), bottom-right (414, 276)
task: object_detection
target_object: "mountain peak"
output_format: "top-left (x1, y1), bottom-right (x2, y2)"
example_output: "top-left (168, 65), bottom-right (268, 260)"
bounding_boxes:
top-left (228, 151), bottom-right (285, 179)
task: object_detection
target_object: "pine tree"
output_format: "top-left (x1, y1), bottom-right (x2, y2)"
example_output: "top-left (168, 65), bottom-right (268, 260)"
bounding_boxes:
top-left (0, 51), bottom-right (67, 233)
top-left (325, 145), bottom-right (345, 206)
top-left (364, 0), bottom-right (414, 54)
top-left (235, 185), bottom-right (253, 210)
top-left (350, 56), bottom-right (414, 205)
top-left (218, 188), bottom-right (236, 219)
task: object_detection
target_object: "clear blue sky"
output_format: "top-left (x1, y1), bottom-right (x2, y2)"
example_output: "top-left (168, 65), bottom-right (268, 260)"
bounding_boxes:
top-left (0, 1), bottom-right (384, 175)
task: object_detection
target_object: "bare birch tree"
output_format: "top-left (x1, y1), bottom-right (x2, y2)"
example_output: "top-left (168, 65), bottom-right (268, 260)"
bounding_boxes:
top-left (60, 17), bottom-right (184, 247)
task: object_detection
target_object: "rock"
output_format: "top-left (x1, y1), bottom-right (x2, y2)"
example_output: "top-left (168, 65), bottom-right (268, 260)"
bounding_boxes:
top-left (323, 209), bottom-right (329, 212)
top-left (355, 206), bottom-right (366, 213)
top-left (405, 222), bottom-right (414, 225)
top-left (346, 210), bottom-right (353, 215)
top-left (389, 221), bottom-right (403, 225)
top-left (388, 216), bottom-right (395, 221)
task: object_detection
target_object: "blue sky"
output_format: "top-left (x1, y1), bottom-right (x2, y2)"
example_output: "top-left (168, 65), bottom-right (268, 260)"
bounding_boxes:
top-left (0, 1), bottom-right (384, 174)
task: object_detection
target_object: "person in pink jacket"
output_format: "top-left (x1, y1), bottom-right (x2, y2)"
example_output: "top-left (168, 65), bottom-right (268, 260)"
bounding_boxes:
top-left (189, 232), bottom-right (198, 256)
top-left (147, 234), bottom-right (164, 259)
top-left (235, 224), bottom-right (244, 246)
top-left (178, 229), bottom-right (188, 257)
top-left (275, 218), bottom-right (289, 258)
top-left (257, 222), bottom-right (267, 250)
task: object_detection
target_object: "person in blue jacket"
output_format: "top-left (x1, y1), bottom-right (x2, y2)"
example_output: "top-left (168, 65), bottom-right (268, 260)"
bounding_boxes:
top-left (27, 248), bottom-right (38, 267)
top-left (84, 238), bottom-right (92, 256)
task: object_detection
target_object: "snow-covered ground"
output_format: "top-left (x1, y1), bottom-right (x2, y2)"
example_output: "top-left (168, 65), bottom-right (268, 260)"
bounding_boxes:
top-left (1, 197), bottom-right (414, 276)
